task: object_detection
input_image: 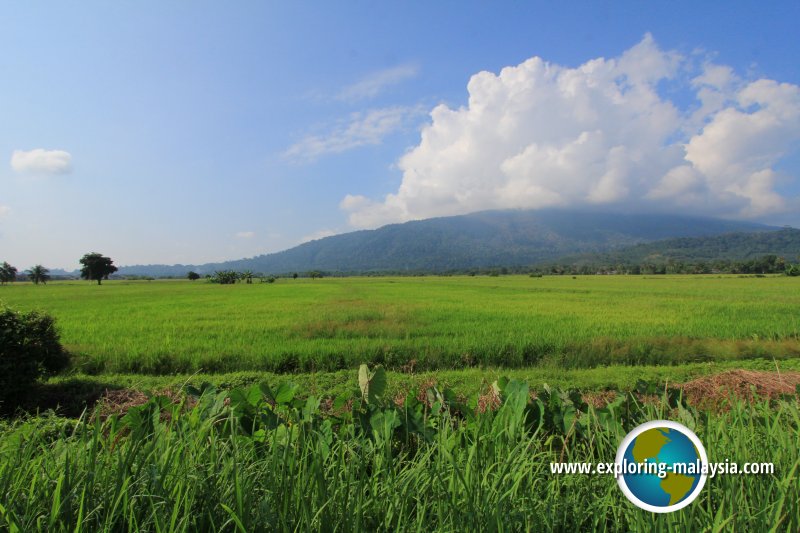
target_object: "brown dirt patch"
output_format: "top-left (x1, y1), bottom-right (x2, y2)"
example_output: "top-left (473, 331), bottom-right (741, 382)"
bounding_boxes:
top-left (678, 369), bottom-right (800, 409)
top-left (580, 371), bottom-right (800, 410)
top-left (583, 390), bottom-right (619, 408)
top-left (95, 387), bottom-right (190, 420)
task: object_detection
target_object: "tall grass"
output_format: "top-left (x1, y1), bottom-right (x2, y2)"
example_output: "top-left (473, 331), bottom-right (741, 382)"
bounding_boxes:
top-left (2, 276), bottom-right (799, 374)
top-left (1, 375), bottom-right (798, 531)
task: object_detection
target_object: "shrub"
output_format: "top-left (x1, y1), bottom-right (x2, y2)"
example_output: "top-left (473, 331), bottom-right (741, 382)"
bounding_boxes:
top-left (209, 270), bottom-right (239, 284)
top-left (0, 306), bottom-right (70, 411)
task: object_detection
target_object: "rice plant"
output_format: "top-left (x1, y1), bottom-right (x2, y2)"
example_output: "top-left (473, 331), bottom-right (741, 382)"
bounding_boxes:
top-left (1, 275), bottom-right (799, 374)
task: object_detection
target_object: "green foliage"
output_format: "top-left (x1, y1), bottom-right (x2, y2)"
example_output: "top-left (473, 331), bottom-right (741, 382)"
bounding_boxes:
top-left (79, 252), bottom-right (118, 285)
top-left (1, 369), bottom-right (798, 531)
top-left (557, 229), bottom-right (800, 274)
top-left (0, 306), bottom-right (69, 411)
top-left (187, 271), bottom-right (200, 281)
top-left (209, 270), bottom-right (239, 284)
top-left (27, 357), bottom-right (800, 417)
top-left (121, 274), bottom-right (154, 281)
top-left (3, 276), bottom-right (800, 374)
top-left (25, 265), bottom-right (50, 285)
top-left (0, 262), bottom-right (17, 285)
top-left (358, 364), bottom-right (387, 404)
top-left (787, 264), bottom-right (800, 277)
top-left (208, 271), bottom-right (278, 284)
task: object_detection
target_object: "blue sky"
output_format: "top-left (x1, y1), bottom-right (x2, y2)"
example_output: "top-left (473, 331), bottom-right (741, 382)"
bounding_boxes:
top-left (2, 1), bottom-right (799, 269)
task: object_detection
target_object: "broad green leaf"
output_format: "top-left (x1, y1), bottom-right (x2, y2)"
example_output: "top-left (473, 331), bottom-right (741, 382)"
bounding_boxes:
top-left (358, 364), bottom-right (387, 404)
top-left (274, 382), bottom-right (299, 404)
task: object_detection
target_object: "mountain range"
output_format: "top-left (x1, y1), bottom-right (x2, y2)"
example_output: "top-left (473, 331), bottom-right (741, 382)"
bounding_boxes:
top-left (557, 228), bottom-right (800, 267)
top-left (108, 209), bottom-right (794, 276)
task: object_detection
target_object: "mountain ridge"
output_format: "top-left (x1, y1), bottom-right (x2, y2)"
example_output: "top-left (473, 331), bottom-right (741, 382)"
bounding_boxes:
top-left (554, 228), bottom-right (800, 267)
top-left (111, 209), bottom-right (784, 276)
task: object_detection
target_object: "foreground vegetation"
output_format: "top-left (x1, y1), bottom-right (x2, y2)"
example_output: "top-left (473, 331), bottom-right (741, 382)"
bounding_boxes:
top-left (14, 357), bottom-right (797, 419)
top-left (1, 369), bottom-right (798, 531)
top-left (1, 275), bottom-right (799, 375)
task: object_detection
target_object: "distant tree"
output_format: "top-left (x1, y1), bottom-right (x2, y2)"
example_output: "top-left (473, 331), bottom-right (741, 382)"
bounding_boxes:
top-left (292, 272), bottom-right (298, 280)
top-left (26, 265), bottom-right (50, 285)
top-left (0, 262), bottom-right (18, 285)
top-left (787, 264), bottom-right (800, 277)
top-left (241, 270), bottom-right (254, 284)
top-left (307, 270), bottom-right (323, 280)
top-left (79, 252), bottom-right (118, 285)
top-left (210, 270), bottom-right (238, 284)
top-left (187, 271), bottom-right (200, 281)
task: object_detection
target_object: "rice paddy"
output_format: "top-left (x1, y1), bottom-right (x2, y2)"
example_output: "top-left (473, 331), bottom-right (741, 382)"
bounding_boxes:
top-left (1, 275), bottom-right (798, 374)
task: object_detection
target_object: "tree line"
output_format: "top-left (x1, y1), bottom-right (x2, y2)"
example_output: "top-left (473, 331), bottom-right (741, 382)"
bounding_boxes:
top-left (535, 254), bottom-right (800, 276)
top-left (201, 270), bottom-right (321, 284)
top-left (1, 262), bottom-right (50, 285)
top-left (2, 253), bottom-right (798, 285)
top-left (1, 253), bottom-right (119, 285)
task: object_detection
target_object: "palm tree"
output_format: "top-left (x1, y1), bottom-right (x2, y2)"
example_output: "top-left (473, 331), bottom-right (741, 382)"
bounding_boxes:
top-left (27, 265), bottom-right (50, 285)
top-left (0, 261), bottom-right (18, 285)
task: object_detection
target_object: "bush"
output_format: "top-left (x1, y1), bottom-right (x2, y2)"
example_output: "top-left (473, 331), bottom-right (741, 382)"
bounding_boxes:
top-left (209, 270), bottom-right (239, 284)
top-left (0, 306), bottom-right (70, 411)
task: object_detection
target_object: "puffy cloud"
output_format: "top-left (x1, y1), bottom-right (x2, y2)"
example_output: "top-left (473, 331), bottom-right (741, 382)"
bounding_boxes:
top-left (338, 64), bottom-right (419, 102)
top-left (235, 231), bottom-right (255, 239)
top-left (10, 149), bottom-right (72, 175)
top-left (681, 80), bottom-right (800, 215)
top-left (0, 205), bottom-right (10, 218)
top-left (285, 106), bottom-right (424, 162)
top-left (342, 35), bottom-right (800, 228)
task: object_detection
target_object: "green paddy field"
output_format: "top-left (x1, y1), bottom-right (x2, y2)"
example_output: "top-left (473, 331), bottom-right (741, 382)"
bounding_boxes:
top-left (2, 275), bottom-right (799, 377)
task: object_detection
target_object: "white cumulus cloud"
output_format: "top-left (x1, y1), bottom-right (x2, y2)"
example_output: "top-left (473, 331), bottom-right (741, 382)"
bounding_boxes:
top-left (338, 64), bottom-right (419, 102)
top-left (235, 231), bottom-right (255, 239)
top-left (342, 35), bottom-right (800, 228)
top-left (285, 106), bottom-right (424, 162)
top-left (10, 149), bottom-right (73, 175)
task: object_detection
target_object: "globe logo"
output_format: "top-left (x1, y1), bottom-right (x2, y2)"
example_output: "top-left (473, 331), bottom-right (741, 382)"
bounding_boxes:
top-left (615, 420), bottom-right (708, 513)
